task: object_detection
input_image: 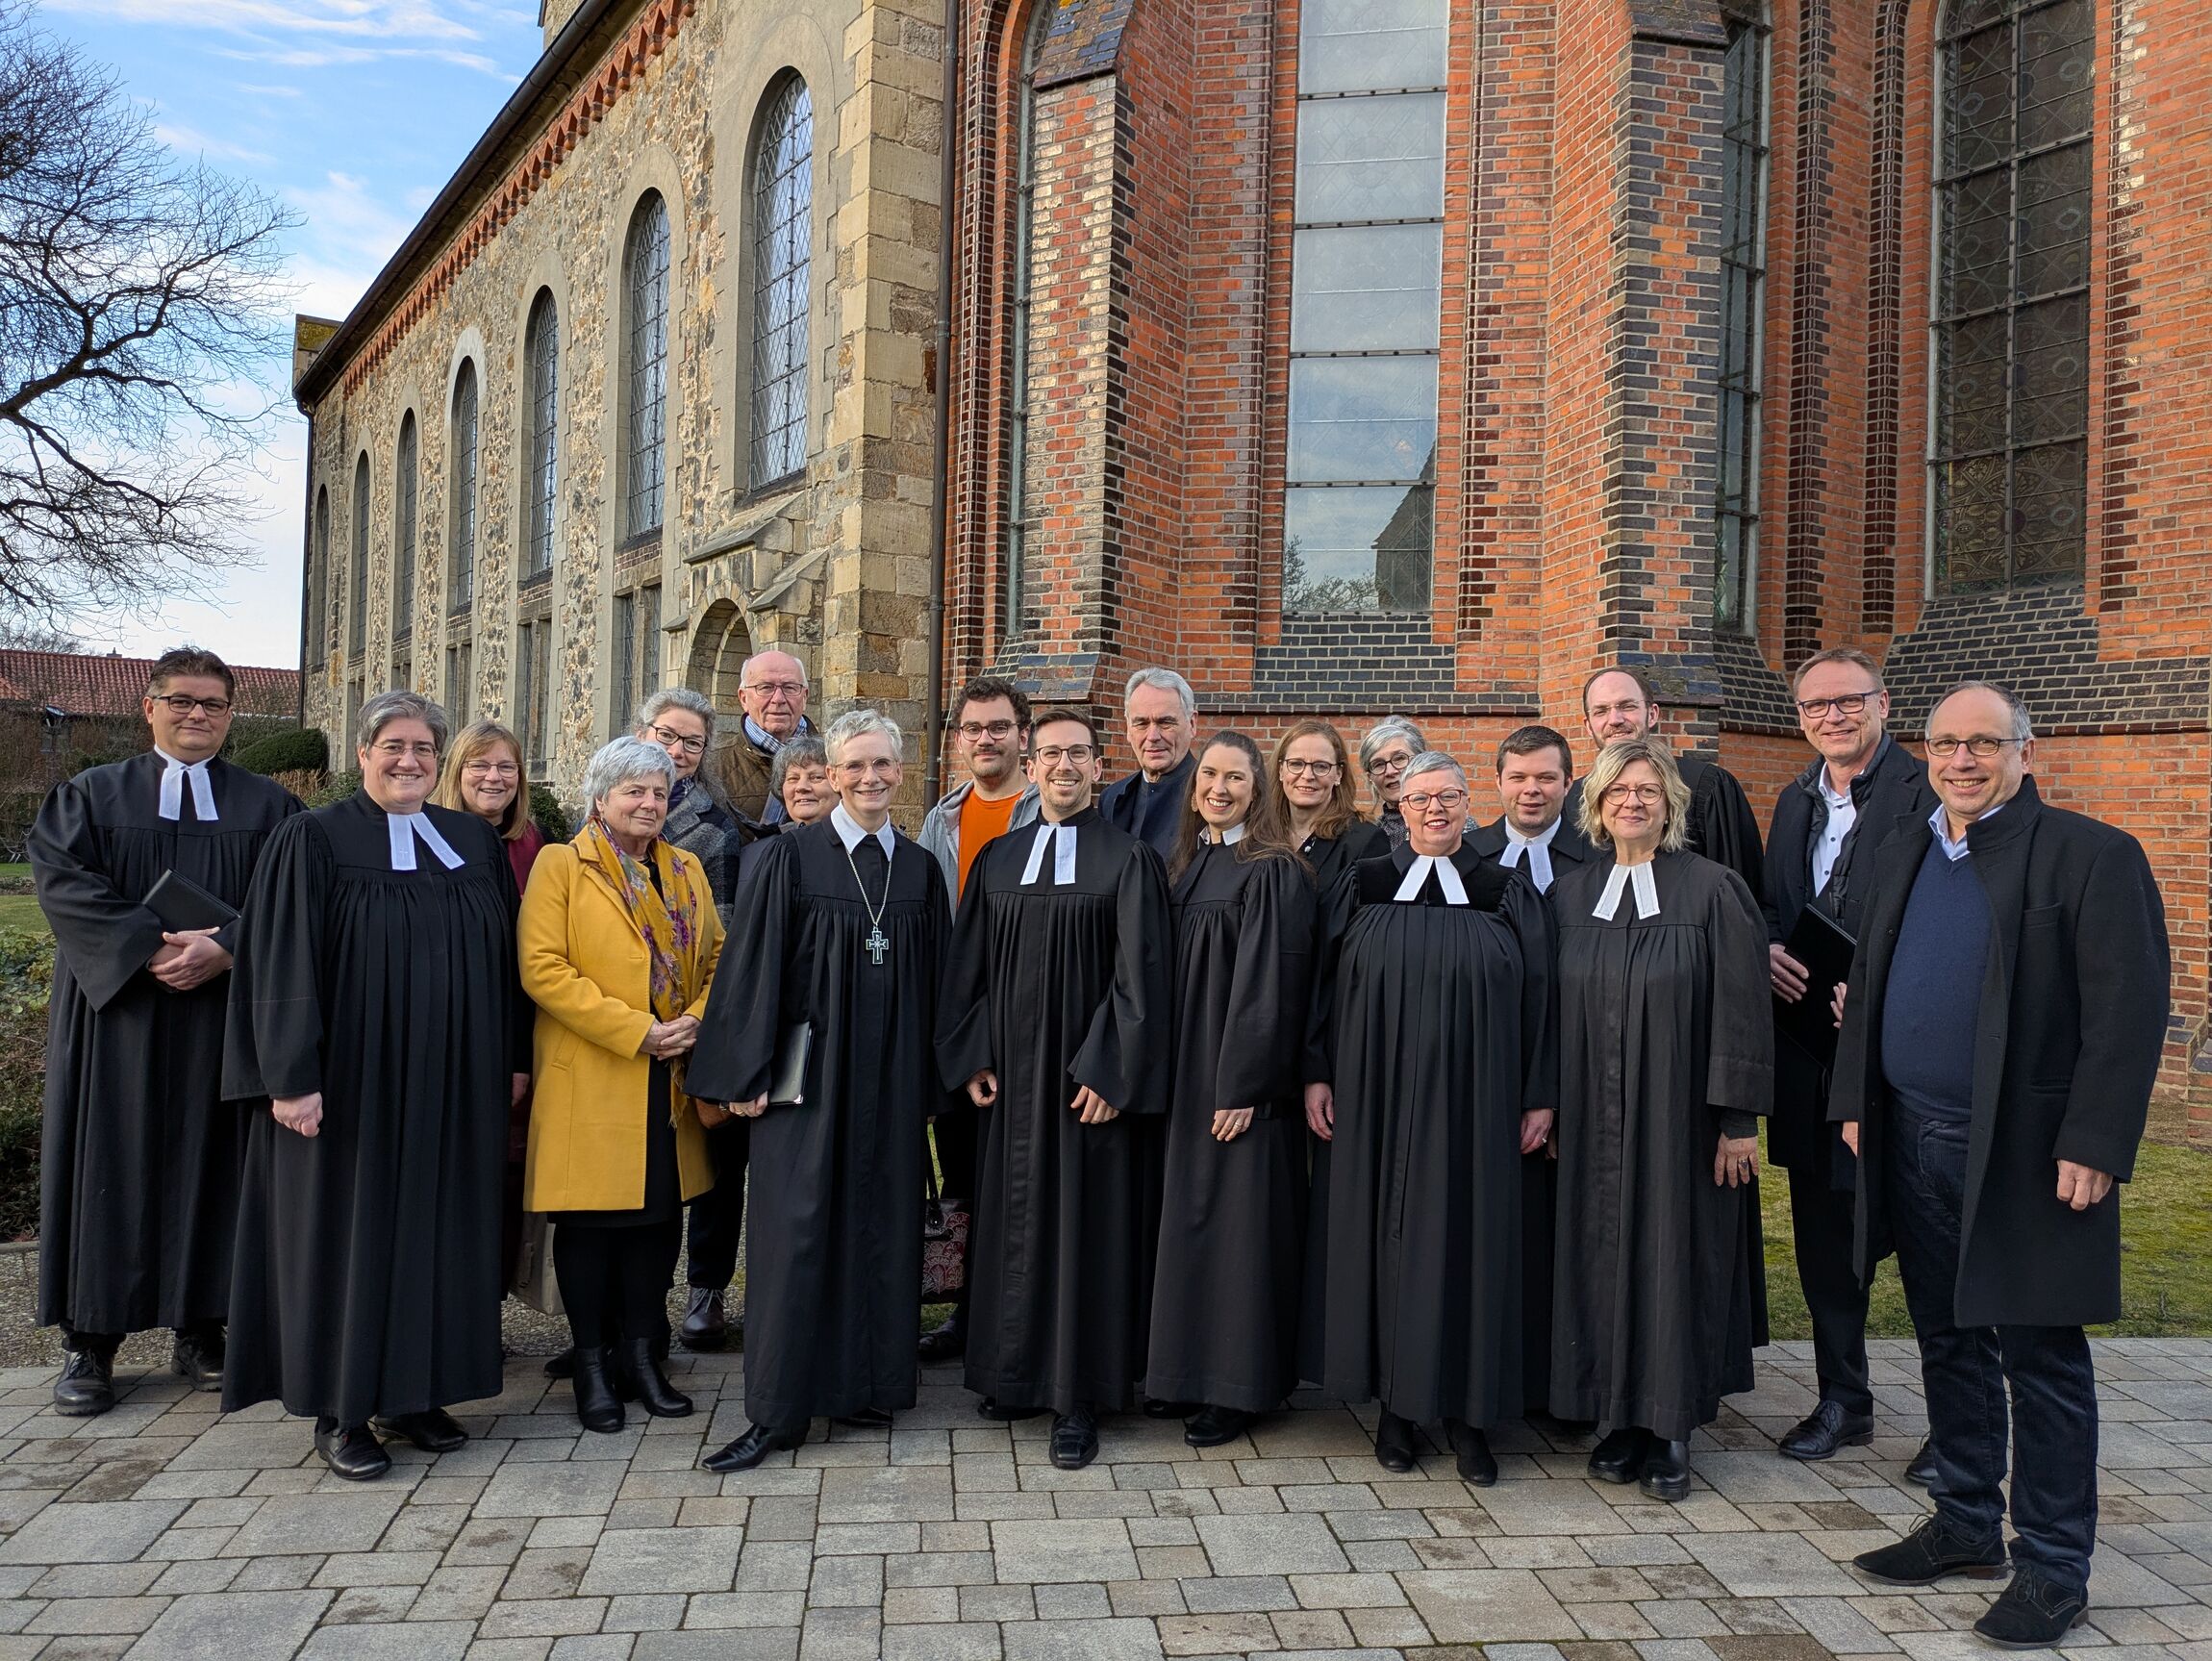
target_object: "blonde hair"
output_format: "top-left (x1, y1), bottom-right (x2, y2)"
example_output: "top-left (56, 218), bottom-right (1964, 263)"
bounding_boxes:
top-left (1577, 737), bottom-right (1691, 853)
top-left (433, 719), bottom-right (533, 842)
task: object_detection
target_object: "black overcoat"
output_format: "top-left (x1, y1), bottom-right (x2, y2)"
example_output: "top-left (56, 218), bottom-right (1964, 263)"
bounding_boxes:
top-left (1828, 777), bottom-right (2170, 1328)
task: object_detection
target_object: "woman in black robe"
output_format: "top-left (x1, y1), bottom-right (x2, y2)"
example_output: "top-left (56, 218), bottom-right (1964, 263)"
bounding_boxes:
top-left (223, 692), bottom-right (528, 1482)
top-left (691, 712), bottom-right (948, 1471)
top-left (1146, 734), bottom-right (1317, 1447)
top-left (1550, 737), bottom-right (1772, 1503)
top-left (1319, 752), bottom-right (1555, 1484)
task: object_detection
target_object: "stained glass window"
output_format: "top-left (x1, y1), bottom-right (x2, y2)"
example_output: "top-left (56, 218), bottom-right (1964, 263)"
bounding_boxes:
top-left (350, 455), bottom-right (368, 657)
top-left (1004, 1), bottom-right (1053, 638)
top-left (392, 413), bottom-right (417, 643)
top-left (524, 289), bottom-right (560, 578)
top-left (449, 360), bottom-right (478, 610)
top-left (1933, 0), bottom-right (2093, 591)
top-left (1282, 0), bottom-right (1446, 615)
top-left (624, 194), bottom-right (670, 540)
top-left (751, 77), bottom-right (814, 488)
top-left (1716, 2), bottom-right (1770, 632)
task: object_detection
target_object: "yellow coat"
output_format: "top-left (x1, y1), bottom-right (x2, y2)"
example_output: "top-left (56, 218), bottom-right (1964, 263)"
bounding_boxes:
top-left (518, 838), bottom-right (724, 1212)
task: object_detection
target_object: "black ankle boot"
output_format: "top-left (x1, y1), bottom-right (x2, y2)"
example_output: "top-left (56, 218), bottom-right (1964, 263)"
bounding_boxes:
top-left (571, 1346), bottom-right (625, 1434)
top-left (616, 1337), bottom-right (692, 1418)
top-left (53, 1341), bottom-right (117, 1417)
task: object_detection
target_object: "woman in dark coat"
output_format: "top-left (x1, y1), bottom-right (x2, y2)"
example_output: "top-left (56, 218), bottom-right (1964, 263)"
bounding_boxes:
top-left (1550, 737), bottom-right (1772, 1503)
top-left (1146, 734), bottom-right (1317, 1447)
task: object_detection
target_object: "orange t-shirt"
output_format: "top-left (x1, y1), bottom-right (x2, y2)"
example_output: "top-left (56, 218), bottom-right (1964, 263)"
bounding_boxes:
top-left (957, 790), bottom-right (1024, 897)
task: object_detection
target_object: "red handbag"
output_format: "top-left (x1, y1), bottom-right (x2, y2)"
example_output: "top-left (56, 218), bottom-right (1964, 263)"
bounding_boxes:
top-left (921, 1141), bottom-right (969, 1300)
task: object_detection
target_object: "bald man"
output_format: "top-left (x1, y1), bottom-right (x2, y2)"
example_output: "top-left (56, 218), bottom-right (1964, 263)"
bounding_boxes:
top-left (708, 650), bottom-right (814, 823)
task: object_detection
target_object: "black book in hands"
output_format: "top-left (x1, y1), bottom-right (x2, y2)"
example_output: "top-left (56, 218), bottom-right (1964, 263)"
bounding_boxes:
top-left (143, 869), bottom-right (239, 935)
top-left (768, 1022), bottom-right (813, 1107)
top-left (1776, 903), bottom-right (1855, 1069)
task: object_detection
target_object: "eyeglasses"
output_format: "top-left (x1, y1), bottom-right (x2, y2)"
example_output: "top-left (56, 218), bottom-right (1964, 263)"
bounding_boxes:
top-left (1367, 754), bottom-right (1413, 777)
top-left (153, 694), bottom-right (232, 716)
top-left (1033, 745), bottom-right (1095, 766)
top-left (371, 740), bottom-right (439, 762)
top-left (1926, 736), bottom-right (2023, 758)
top-left (743, 680), bottom-right (805, 700)
top-left (462, 760), bottom-right (520, 778)
top-left (957, 720), bottom-right (1018, 740)
top-left (1601, 784), bottom-right (1665, 805)
top-left (646, 723), bottom-right (708, 755)
top-left (1796, 693), bottom-right (1876, 719)
top-left (1280, 759), bottom-right (1341, 777)
top-left (1400, 790), bottom-right (1468, 812)
top-left (838, 758), bottom-right (899, 778)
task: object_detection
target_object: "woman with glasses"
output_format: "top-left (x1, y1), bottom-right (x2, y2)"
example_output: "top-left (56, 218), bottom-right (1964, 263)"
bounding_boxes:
top-left (433, 720), bottom-right (545, 898)
top-left (1356, 717), bottom-right (1426, 849)
top-left (1145, 733), bottom-right (1318, 1447)
top-left (1550, 737), bottom-right (1772, 1503)
top-left (221, 692), bottom-right (530, 1480)
top-left (1317, 751), bottom-right (1555, 1484)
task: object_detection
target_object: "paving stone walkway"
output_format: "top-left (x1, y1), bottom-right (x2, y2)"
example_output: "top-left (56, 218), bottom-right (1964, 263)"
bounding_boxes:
top-left (0, 1337), bottom-right (2206, 1661)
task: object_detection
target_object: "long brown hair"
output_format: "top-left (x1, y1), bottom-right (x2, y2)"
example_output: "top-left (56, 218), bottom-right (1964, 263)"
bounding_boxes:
top-left (1269, 718), bottom-right (1361, 844)
top-left (433, 719), bottom-right (534, 842)
top-left (1169, 731), bottom-right (1303, 882)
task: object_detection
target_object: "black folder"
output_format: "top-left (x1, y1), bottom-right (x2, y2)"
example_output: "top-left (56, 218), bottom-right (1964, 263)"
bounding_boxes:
top-left (143, 869), bottom-right (239, 935)
top-left (1776, 903), bottom-right (1856, 1069)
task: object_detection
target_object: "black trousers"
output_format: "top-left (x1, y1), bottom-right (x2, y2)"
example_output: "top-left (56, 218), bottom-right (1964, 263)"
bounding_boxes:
top-left (931, 1104), bottom-right (977, 1317)
top-left (556, 1219), bottom-right (683, 1351)
top-left (1786, 1162), bottom-right (1873, 1417)
top-left (685, 1119), bottom-right (749, 1291)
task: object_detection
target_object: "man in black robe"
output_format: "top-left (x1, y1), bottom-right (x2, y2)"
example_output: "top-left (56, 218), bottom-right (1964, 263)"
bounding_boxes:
top-left (691, 710), bottom-right (949, 1471)
top-left (1564, 667), bottom-right (1765, 901)
top-left (1098, 667), bottom-right (1197, 858)
top-left (30, 647), bottom-right (301, 1415)
top-left (938, 707), bottom-right (1173, 1471)
top-left (1319, 752), bottom-right (1555, 1484)
top-left (223, 692), bottom-right (528, 1481)
top-left (1465, 723), bottom-right (1590, 1416)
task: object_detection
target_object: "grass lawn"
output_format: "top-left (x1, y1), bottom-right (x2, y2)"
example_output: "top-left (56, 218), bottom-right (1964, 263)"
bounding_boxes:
top-left (0, 867), bottom-right (46, 937)
top-left (1760, 1136), bottom-right (2212, 1340)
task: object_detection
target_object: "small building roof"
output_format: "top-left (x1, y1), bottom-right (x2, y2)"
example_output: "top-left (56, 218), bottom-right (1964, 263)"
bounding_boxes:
top-left (0, 651), bottom-right (299, 719)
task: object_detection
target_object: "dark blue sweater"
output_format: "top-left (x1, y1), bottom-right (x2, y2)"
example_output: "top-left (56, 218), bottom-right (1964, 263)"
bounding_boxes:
top-left (1880, 837), bottom-right (1991, 1122)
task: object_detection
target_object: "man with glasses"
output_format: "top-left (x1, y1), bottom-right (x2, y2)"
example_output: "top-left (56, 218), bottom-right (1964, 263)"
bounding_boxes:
top-left (1100, 667), bottom-right (1198, 858)
top-left (29, 648), bottom-right (301, 1415)
top-left (1761, 649), bottom-right (1936, 1469)
top-left (915, 676), bottom-right (1041, 1364)
top-left (707, 649), bottom-right (813, 822)
top-left (1832, 682), bottom-right (2169, 1648)
top-left (937, 709), bottom-right (1172, 1470)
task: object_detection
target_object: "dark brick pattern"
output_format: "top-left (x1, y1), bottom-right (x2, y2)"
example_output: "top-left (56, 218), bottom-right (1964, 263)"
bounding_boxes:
top-left (1714, 631), bottom-right (1800, 736)
top-left (1033, 0), bottom-right (1134, 89)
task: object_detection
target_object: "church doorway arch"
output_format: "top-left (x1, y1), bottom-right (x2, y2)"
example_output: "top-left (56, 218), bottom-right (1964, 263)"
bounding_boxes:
top-left (688, 598), bottom-right (752, 720)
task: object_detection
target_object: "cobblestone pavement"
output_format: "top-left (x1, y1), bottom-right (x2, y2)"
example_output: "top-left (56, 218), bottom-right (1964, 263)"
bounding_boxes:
top-left (0, 1337), bottom-right (2206, 1661)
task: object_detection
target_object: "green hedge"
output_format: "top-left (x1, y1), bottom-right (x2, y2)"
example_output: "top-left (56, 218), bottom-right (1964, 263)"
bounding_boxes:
top-left (232, 726), bottom-right (328, 777)
top-left (0, 928), bottom-right (54, 1240)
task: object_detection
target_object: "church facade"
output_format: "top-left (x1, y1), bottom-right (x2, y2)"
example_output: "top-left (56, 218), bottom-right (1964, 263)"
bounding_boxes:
top-left (292, 0), bottom-right (2212, 1121)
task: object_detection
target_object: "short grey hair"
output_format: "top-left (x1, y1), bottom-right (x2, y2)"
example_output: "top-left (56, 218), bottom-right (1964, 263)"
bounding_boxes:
top-left (1926, 680), bottom-right (2033, 743)
top-left (637, 686), bottom-right (716, 738)
top-left (357, 690), bottom-right (449, 755)
top-left (768, 733), bottom-right (829, 795)
top-left (741, 650), bottom-right (809, 690)
top-left (580, 736), bottom-right (676, 809)
top-left (1399, 751), bottom-right (1466, 793)
top-left (1358, 716), bottom-right (1427, 772)
top-left (823, 708), bottom-right (904, 766)
top-left (1123, 667), bottom-right (1195, 723)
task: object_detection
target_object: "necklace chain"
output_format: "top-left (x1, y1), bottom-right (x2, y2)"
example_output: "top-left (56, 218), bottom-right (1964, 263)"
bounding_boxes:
top-left (843, 833), bottom-right (893, 963)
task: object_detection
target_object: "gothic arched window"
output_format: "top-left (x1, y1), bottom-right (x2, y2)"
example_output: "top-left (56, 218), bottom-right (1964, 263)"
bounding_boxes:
top-left (449, 359), bottom-right (479, 608)
top-left (523, 289), bottom-right (561, 577)
top-left (310, 486), bottom-right (329, 668)
top-left (392, 412), bottom-right (417, 643)
top-left (623, 193), bottom-right (670, 539)
top-left (1002, 2), bottom-right (1053, 638)
top-left (750, 76), bottom-right (814, 488)
top-left (349, 453), bottom-right (369, 657)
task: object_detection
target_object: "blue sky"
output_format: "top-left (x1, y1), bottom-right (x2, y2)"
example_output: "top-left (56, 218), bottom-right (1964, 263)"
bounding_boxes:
top-left (44, 0), bottom-right (545, 665)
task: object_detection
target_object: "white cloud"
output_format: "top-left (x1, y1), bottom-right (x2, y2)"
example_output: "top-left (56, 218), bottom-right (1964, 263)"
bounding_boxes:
top-left (46, 0), bottom-right (529, 78)
top-left (152, 119), bottom-right (274, 166)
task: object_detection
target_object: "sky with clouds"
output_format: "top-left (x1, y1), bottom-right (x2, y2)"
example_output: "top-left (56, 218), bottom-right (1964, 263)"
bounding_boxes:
top-left (42, 0), bottom-right (545, 665)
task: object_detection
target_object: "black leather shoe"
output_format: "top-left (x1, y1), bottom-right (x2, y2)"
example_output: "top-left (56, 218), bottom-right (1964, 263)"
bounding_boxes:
top-left (1779, 1398), bottom-right (1874, 1461)
top-left (1906, 1438), bottom-right (1938, 1486)
top-left (52, 1345), bottom-right (115, 1417)
top-left (616, 1338), bottom-right (692, 1418)
top-left (1144, 1398), bottom-right (1200, 1420)
top-left (1185, 1405), bottom-right (1252, 1447)
top-left (372, 1408), bottom-right (467, 1452)
top-left (1051, 1408), bottom-right (1100, 1471)
top-left (1973, 1566), bottom-right (2089, 1648)
top-left (314, 1418), bottom-right (391, 1481)
top-left (918, 1313), bottom-right (967, 1365)
top-left (571, 1346), bottom-right (624, 1434)
top-left (1447, 1421), bottom-right (1497, 1486)
top-left (544, 1347), bottom-right (576, 1380)
top-left (835, 1407), bottom-right (892, 1429)
top-left (1588, 1425), bottom-right (1651, 1484)
top-left (704, 1422), bottom-right (803, 1472)
top-left (1852, 1515), bottom-right (2008, 1585)
top-left (1373, 1409), bottom-right (1419, 1473)
top-left (679, 1287), bottom-right (727, 1352)
top-left (1639, 1438), bottom-right (1692, 1501)
top-left (170, 1325), bottom-right (224, 1392)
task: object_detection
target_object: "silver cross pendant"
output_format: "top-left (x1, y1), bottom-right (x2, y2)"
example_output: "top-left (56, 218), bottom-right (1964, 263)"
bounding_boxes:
top-left (866, 924), bottom-right (889, 966)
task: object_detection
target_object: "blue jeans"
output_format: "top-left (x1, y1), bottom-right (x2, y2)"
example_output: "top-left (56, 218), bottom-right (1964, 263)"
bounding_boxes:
top-left (1887, 1104), bottom-right (2098, 1595)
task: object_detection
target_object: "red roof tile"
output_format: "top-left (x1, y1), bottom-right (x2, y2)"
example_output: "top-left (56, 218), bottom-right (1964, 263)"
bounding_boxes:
top-left (0, 650), bottom-right (299, 719)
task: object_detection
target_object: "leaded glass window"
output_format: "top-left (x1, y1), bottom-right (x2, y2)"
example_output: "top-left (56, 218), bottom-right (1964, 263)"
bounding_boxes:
top-left (1932, 0), bottom-right (2093, 592)
top-left (639, 584), bottom-right (662, 697)
top-left (350, 455), bottom-right (368, 657)
top-left (1282, 0), bottom-right (1446, 615)
top-left (1716, 2), bottom-right (1770, 632)
top-left (624, 194), bottom-right (670, 540)
top-left (392, 413), bottom-right (417, 643)
top-left (310, 487), bottom-right (328, 669)
top-left (750, 76), bottom-right (814, 488)
top-left (450, 360), bottom-right (479, 610)
top-left (1003, 1), bottom-right (1052, 639)
top-left (524, 289), bottom-right (560, 578)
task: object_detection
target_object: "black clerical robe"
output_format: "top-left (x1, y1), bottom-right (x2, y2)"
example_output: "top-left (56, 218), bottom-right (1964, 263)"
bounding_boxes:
top-left (1099, 754), bottom-right (1195, 860)
top-left (30, 752), bottom-right (301, 1337)
top-left (1566, 756), bottom-right (1764, 903)
top-left (1146, 844), bottom-right (1316, 1412)
top-left (688, 818), bottom-right (948, 1428)
top-left (1319, 844), bottom-right (1555, 1426)
top-left (1550, 849), bottom-right (1772, 1440)
top-left (936, 807), bottom-right (1172, 1415)
top-left (220, 793), bottom-right (525, 1423)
